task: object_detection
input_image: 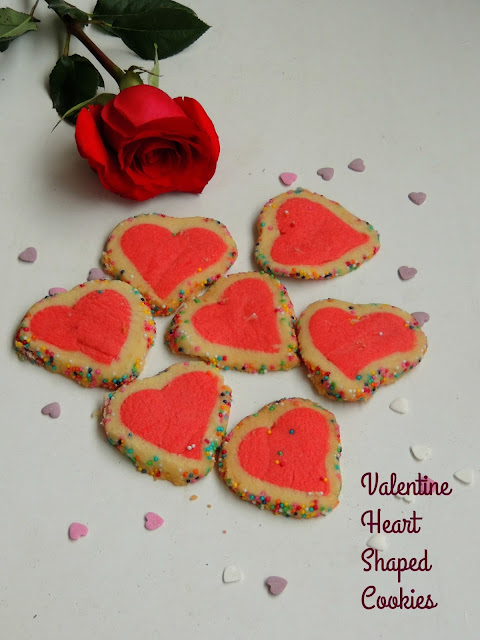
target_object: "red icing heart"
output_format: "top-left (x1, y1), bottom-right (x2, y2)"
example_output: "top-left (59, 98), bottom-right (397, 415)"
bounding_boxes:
top-left (309, 307), bottom-right (416, 380)
top-left (271, 198), bottom-right (369, 265)
top-left (120, 371), bottom-right (219, 459)
top-left (238, 408), bottom-right (331, 493)
top-left (191, 278), bottom-right (281, 352)
top-left (29, 290), bottom-right (131, 364)
top-left (120, 224), bottom-right (228, 299)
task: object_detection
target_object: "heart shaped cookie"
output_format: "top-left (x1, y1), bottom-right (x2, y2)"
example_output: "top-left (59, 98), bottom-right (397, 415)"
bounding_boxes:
top-left (15, 280), bottom-right (155, 389)
top-left (218, 398), bottom-right (342, 518)
top-left (255, 189), bottom-right (380, 279)
top-left (102, 213), bottom-right (237, 315)
top-left (166, 272), bottom-right (299, 373)
top-left (102, 362), bottom-right (231, 485)
top-left (297, 299), bottom-right (428, 402)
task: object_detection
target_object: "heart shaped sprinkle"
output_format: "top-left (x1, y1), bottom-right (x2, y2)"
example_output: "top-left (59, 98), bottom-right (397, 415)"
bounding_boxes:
top-left (144, 512), bottom-right (164, 531)
top-left (421, 476), bottom-right (437, 494)
top-left (389, 397), bottom-right (409, 414)
top-left (49, 287), bottom-right (67, 296)
top-left (408, 192), bottom-right (427, 205)
top-left (223, 565), bottom-right (242, 583)
top-left (412, 311), bottom-right (430, 327)
top-left (88, 267), bottom-right (108, 281)
top-left (279, 172), bottom-right (297, 186)
top-left (410, 444), bottom-right (432, 461)
top-left (453, 468), bottom-right (474, 485)
top-left (367, 533), bottom-right (387, 551)
top-left (395, 489), bottom-right (415, 504)
top-left (18, 247), bottom-right (37, 263)
top-left (316, 167), bottom-right (334, 181)
top-left (41, 402), bottom-right (61, 419)
top-left (398, 266), bottom-right (417, 280)
top-left (68, 522), bottom-right (88, 540)
top-left (348, 158), bottom-right (365, 172)
top-left (266, 576), bottom-right (288, 596)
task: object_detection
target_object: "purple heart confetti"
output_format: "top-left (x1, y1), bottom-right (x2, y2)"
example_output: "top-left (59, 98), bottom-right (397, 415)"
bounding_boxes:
top-left (412, 311), bottom-right (430, 327)
top-left (18, 247), bottom-right (37, 263)
top-left (49, 287), bottom-right (67, 296)
top-left (87, 267), bottom-right (108, 281)
top-left (316, 167), bottom-right (334, 181)
top-left (398, 266), bottom-right (417, 280)
top-left (279, 172), bottom-right (297, 186)
top-left (144, 512), bottom-right (164, 531)
top-left (41, 402), bottom-right (61, 419)
top-left (265, 575), bottom-right (288, 596)
top-left (68, 522), bottom-right (88, 541)
top-left (408, 192), bottom-right (426, 205)
top-left (348, 158), bottom-right (365, 172)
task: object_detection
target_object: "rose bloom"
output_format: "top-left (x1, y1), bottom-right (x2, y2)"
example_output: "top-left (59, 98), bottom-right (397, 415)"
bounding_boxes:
top-left (75, 85), bottom-right (220, 201)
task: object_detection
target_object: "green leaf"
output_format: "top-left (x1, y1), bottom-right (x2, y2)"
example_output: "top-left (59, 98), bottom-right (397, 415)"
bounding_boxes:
top-left (49, 54), bottom-right (105, 123)
top-left (0, 7), bottom-right (39, 52)
top-left (93, 0), bottom-right (210, 60)
top-left (45, 0), bottom-right (89, 22)
top-left (52, 92), bottom-right (116, 131)
top-left (148, 43), bottom-right (159, 88)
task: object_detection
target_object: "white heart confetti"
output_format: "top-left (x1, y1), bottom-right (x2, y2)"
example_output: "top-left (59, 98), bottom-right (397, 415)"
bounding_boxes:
top-left (389, 397), bottom-right (409, 414)
top-left (223, 565), bottom-right (242, 583)
top-left (367, 533), bottom-right (387, 551)
top-left (410, 444), bottom-right (432, 461)
top-left (453, 468), bottom-right (474, 485)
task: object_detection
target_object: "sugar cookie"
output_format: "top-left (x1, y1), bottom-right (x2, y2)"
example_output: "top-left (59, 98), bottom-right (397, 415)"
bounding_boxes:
top-left (102, 213), bottom-right (237, 315)
top-left (297, 299), bottom-right (428, 401)
top-left (15, 280), bottom-right (155, 389)
top-left (255, 188), bottom-right (379, 279)
top-left (218, 397), bottom-right (342, 518)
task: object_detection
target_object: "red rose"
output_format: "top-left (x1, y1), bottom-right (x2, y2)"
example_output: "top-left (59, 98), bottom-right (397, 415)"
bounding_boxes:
top-left (75, 85), bottom-right (220, 201)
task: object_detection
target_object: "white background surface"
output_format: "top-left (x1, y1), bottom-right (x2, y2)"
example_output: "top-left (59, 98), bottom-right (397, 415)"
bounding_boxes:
top-left (2, 1), bottom-right (480, 638)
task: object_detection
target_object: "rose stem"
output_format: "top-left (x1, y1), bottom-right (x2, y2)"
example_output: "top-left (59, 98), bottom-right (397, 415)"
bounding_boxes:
top-left (64, 19), bottom-right (124, 85)
top-left (62, 31), bottom-right (70, 57)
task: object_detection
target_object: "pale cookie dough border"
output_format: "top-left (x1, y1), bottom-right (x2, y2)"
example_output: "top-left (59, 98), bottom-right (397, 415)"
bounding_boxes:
top-left (166, 271), bottom-right (300, 373)
top-left (218, 397), bottom-right (342, 519)
top-left (297, 298), bottom-right (428, 402)
top-left (102, 213), bottom-right (238, 316)
top-left (102, 362), bottom-right (232, 486)
top-left (255, 188), bottom-right (380, 279)
top-left (14, 280), bottom-right (156, 389)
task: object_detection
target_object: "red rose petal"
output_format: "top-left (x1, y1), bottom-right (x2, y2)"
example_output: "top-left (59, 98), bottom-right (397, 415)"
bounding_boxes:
top-left (113, 86), bottom-right (187, 128)
top-left (174, 96), bottom-right (220, 160)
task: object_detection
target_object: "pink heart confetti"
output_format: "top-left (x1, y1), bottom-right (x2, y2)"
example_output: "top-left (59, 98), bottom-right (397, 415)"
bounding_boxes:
top-left (87, 267), bottom-right (108, 281)
top-left (49, 287), bottom-right (67, 296)
top-left (18, 247), bottom-right (37, 263)
top-left (421, 476), bottom-right (437, 495)
top-left (398, 266), bottom-right (417, 280)
top-left (68, 522), bottom-right (88, 540)
top-left (279, 172), bottom-right (297, 186)
top-left (41, 402), bottom-right (61, 419)
top-left (144, 512), bottom-right (164, 531)
top-left (348, 158), bottom-right (365, 172)
top-left (316, 167), bottom-right (334, 181)
top-left (265, 576), bottom-right (288, 596)
top-left (408, 192), bottom-right (426, 205)
top-left (412, 311), bottom-right (430, 327)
